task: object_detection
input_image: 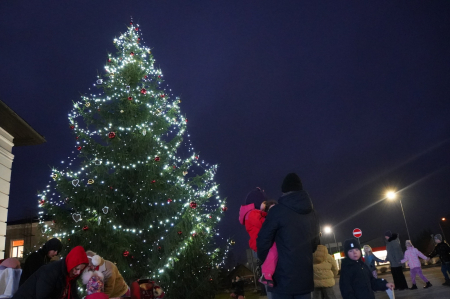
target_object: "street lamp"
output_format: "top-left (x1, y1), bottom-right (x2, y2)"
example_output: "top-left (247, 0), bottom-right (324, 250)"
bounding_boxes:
top-left (323, 226), bottom-right (339, 254)
top-left (324, 226), bottom-right (341, 268)
top-left (386, 190), bottom-right (411, 240)
top-left (440, 218), bottom-right (447, 241)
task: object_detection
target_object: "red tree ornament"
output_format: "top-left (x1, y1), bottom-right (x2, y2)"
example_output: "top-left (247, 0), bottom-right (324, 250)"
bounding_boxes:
top-left (123, 250), bottom-right (130, 257)
top-left (185, 119), bottom-right (188, 123)
top-left (39, 199), bottom-right (45, 206)
top-left (108, 59), bottom-right (111, 63)
top-left (190, 202), bottom-right (197, 209)
top-left (173, 165), bottom-right (176, 169)
top-left (75, 136), bottom-right (79, 139)
top-left (154, 156), bottom-right (160, 162)
top-left (128, 96), bottom-right (132, 101)
top-left (140, 88), bottom-right (147, 94)
top-left (151, 180), bottom-right (156, 184)
top-left (192, 233), bottom-right (197, 237)
top-left (108, 132), bottom-right (116, 139)
top-left (70, 125), bottom-right (75, 129)
top-left (222, 206), bottom-right (228, 212)
top-left (135, 27), bottom-right (139, 31)
top-left (161, 94), bottom-right (165, 98)
top-left (209, 215), bottom-right (212, 219)
top-left (177, 231), bottom-right (182, 235)
top-left (167, 198), bottom-right (172, 203)
top-left (83, 225), bottom-right (89, 231)
top-left (144, 75), bottom-right (147, 79)
top-left (77, 146), bottom-right (82, 151)
top-left (130, 52), bottom-right (134, 56)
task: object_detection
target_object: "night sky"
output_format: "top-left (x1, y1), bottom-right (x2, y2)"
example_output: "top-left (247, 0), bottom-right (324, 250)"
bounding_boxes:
top-left (1, 1), bottom-right (450, 264)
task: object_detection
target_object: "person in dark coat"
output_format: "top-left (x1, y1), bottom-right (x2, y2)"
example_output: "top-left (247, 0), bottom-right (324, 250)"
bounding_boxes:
top-left (339, 238), bottom-right (394, 299)
top-left (230, 275), bottom-right (245, 299)
top-left (19, 238), bottom-right (62, 286)
top-left (257, 173), bottom-right (320, 299)
top-left (12, 245), bottom-right (89, 299)
top-left (384, 230), bottom-right (408, 290)
top-left (428, 234), bottom-right (450, 286)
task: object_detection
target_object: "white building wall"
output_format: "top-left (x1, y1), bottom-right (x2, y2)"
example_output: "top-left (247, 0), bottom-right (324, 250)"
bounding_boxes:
top-left (0, 127), bottom-right (14, 259)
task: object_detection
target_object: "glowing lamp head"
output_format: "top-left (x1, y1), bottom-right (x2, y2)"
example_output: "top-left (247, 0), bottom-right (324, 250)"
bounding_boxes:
top-left (442, 218), bottom-right (446, 221)
top-left (386, 191), bottom-right (397, 200)
top-left (324, 226), bottom-right (332, 234)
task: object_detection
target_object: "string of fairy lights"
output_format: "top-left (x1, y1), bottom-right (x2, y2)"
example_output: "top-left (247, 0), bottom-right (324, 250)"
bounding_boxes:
top-left (37, 20), bottom-right (230, 289)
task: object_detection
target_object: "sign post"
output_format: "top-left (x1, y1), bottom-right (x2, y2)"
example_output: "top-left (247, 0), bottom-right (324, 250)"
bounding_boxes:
top-left (353, 228), bottom-right (362, 245)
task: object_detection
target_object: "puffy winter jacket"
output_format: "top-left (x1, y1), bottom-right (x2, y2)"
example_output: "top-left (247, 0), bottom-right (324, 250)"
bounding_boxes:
top-left (385, 234), bottom-right (404, 267)
top-left (257, 190), bottom-right (320, 295)
top-left (238, 204), bottom-right (267, 252)
top-left (401, 247), bottom-right (428, 269)
top-left (339, 257), bottom-right (388, 299)
top-left (313, 245), bottom-right (337, 288)
top-left (428, 241), bottom-right (450, 263)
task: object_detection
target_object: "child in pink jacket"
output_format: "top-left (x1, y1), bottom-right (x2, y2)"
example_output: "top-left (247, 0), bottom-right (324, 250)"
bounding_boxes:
top-left (401, 240), bottom-right (432, 289)
top-left (238, 188), bottom-right (278, 287)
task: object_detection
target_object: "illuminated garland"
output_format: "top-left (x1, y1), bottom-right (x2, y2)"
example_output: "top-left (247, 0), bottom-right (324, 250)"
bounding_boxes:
top-left (37, 21), bottom-right (228, 296)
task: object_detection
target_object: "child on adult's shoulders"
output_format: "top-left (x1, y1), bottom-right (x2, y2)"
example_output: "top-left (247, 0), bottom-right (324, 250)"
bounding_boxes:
top-left (339, 238), bottom-right (394, 299)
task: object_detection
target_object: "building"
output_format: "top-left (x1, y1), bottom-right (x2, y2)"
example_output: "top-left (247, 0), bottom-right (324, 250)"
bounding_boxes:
top-left (5, 217), bottom-right (53, 260)
top-left (0, 99), bottom-right (46, 258)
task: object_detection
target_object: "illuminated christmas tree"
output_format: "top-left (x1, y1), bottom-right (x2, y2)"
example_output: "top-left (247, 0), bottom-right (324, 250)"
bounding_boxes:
top-left (38, 21), bottom-right (226, 298)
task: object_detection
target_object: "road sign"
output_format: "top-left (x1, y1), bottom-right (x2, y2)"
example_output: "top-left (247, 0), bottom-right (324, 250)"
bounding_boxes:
top-left (353, 228), bottom-right (362, 238)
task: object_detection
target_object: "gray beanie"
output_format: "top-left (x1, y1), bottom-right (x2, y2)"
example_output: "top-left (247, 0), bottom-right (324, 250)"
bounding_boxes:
top-left (434, 234), bottom-right (443, 242)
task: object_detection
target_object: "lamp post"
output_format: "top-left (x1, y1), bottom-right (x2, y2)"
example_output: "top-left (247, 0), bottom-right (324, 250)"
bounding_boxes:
top-left (440, 218), bottom-right (447, 241)
top-left (324, 226), bottom-right (340, 254)
top-left (386, 191), bottom-right (411, 240)
top-left (324, 226), bottom-right (341, 268)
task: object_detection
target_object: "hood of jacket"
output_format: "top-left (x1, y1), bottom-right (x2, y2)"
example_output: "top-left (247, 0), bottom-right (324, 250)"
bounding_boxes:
top-left (313, 245), bottom-right (328, 264)
top-left (42, 238), bottom-right (63, 254)
top-left (278, 190), bottom-right (313, 215)
top-left (65, 246), bottom-right (89, 276)
top-left (387, 233), bottom-right (399, 242)
top-left (238, 204), bottom-right (255, 225)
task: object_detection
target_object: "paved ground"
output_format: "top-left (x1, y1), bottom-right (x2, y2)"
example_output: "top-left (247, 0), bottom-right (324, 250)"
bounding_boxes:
top-left (258, 266), bottom-right (450, 299)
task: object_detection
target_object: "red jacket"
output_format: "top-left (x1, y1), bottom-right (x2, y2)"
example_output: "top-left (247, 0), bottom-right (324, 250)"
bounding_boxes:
top-left (239, 204), bottom-right (267, 252)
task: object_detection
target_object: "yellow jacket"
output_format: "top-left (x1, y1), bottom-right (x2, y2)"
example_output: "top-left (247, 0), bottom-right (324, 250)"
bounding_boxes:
top-left (96, 257), bottom-right (129, 297)
top-left (313, 245), bottom-right (338, 288)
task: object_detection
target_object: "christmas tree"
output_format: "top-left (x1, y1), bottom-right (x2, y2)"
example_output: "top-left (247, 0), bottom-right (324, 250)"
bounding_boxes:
top-left (38, 21), bottom-right (227, 298)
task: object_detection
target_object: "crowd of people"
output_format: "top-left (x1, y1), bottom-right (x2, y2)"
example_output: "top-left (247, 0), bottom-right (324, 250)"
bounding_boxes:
top-left (0, 239), bottom-right (164, 299)
top-left (236, 172), bottom-right (450, 299)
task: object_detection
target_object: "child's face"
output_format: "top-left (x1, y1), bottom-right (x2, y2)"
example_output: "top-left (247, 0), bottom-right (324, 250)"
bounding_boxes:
top-left (347, 248), bottom-right (361, 261)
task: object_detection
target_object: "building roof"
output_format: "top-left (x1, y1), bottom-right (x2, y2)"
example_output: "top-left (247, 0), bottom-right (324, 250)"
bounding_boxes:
top-left (0, 99), bottom-right (46, 146)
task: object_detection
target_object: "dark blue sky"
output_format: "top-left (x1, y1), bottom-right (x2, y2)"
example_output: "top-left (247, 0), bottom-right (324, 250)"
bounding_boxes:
top-left (1, 1), bottom-right (450, 263)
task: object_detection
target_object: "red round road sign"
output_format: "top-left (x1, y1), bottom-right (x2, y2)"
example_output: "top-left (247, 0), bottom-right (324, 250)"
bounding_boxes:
top-left (353, 228), bottom-right (362, 238)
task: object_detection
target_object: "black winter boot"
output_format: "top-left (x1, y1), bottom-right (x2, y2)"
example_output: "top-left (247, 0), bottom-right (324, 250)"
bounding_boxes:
top-left (410, 284), bottom-right (418, 290)
top-left (423, 281), bottom-right (432, 288)
top-left (443, 279), bottom-right (450, 286)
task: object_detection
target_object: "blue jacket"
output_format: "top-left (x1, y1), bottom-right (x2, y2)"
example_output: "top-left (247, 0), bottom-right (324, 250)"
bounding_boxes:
top-left (257, 190), bottom-right (320, 295)
top-left (363, 254), bottom-right (383, 272)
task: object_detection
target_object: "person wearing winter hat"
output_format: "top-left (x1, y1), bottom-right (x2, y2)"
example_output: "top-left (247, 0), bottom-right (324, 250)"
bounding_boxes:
top-left (312, 243), bottom-right (338, 299)
top-left (19, 237), bottom-right (62, 286)
top-left (257, 173), bottom-right (320, 299)
top-left (384, 230), bottom-right (408, 290)
top-left (339, 238), bottom-right (394, 299)
top-left (400, 240), bottom-right (431, 289)
top-left (84, 251), bottom-right (129, 298)
top-left (238, 188), bottom-right (276, 297)
top-left (13, 245), bottom-right (89, 299)
top-left (428, 234), bottom-right (450, 286)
